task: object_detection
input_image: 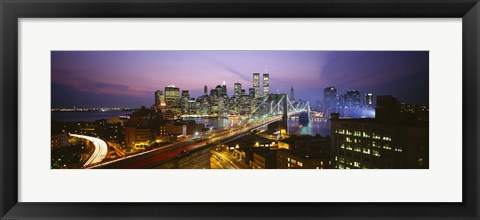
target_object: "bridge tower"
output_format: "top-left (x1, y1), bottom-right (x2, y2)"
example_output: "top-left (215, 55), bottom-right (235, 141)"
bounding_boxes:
top-left (282, 94), bottom-right (288, 133)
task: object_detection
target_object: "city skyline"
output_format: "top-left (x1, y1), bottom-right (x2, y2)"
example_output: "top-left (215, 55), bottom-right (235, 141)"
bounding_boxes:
top-left (51, 51), bottom-right (429, 108)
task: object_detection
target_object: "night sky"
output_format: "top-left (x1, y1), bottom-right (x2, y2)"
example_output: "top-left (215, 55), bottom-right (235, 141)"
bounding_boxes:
top-left (51, 51), bottom-right (429, 108)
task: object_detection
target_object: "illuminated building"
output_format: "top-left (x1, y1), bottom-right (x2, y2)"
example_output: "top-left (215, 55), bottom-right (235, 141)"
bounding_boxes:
top-left (125, 126), bottom-right (152, 149)
top-left (221, 81), bottom-right (227, 97)
top-left (331, 96), bottom-right (429, 169)
top-left (180, 90), bottom-right (190, 114)
top-left (124, 108), bottom-right (157, 148)
top-left (165, 85), bottom-right (180, 108)
top-left (344, 90), bottom-right (361, 107)
top-left (277, 150), bottom-right (330, 169)
top-left (276, 135), bottom-right (332, 169)
top-left (234, 82), bottom-right (242, 97)
top-left (263, 73), bottom-right (269, 97)
top-left (323, 87), bottom-right (337, 115)
top-left (154, 90), bottom-right (164, 106)
top-left (253, 73), bottom-right (260, 98)
top-left (249, 88), bottom-right (255, 99)
top-left (240, 89), bottom-right (246, 96)
top-left (364, 92), bottom-right (374, 108)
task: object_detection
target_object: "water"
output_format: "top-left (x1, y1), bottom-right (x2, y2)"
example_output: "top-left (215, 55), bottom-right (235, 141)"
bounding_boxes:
top-left (51, 110), bottom-right (134, 122)
top-left (52, 111), bottom-right (332, 136)
top-left (191, 117), bottom-right (331, 137)
top-left (287, 118), bottom-right (331, 137)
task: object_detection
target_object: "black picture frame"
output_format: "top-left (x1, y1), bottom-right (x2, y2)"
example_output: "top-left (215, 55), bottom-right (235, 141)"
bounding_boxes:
top-left (1, 0), bottom-right (479, 219)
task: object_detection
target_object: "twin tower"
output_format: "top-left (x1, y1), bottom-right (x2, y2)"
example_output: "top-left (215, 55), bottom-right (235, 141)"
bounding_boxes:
top-left (253, 72), bottom-right (269, 98)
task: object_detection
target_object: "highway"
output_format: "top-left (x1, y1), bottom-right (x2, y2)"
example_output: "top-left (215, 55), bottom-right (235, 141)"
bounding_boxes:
top-left (70, 134), bottom-right (108, 168)
top-left (93, 111), bottom-right (305, 169)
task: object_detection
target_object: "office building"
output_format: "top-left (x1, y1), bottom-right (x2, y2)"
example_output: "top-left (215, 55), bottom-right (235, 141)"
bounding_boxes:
top-left (331, 96), bottom-right (429, 169)
top-left (364, 93), bottom-right (374, 108)
top-left (154, 90), bottom-right (164, 106)
top-left (263, 73), bottom-right (269, 97)
top-left (165, 85), bottom-right (180, 108)
top-left (234, 83), bottom-right (242, 97)
top-left (344, 90), bottom-right (361, 107)
top-left (253, 73), bottom-right (260, 98)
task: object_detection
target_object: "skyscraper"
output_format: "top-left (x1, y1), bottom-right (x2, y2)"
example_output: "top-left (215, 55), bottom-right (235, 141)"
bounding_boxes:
top-left (253, 73), bottom-right (260, 98)
top-left (290, 86), bottom-right (295, 102)
top-left (345, 90), bottom-right (361, 107)
top-left (364, 93), bottom-right (374, 107)
top-left (249, 88), bottom-right (255, 99)
top-left (263, 73), bottom-right (269, 97)
top-left (324, 87), bottom-right (337, 105)
top-left (324, 87), bottom-right (338, 115)
top-left (154, 90), bottom-right (164, 106)
top-left (234, 83), bottom-right (242, 97)
top-left (221, 81), bottom-right (227, 97)
top-left (204, 85), bottom-right (208, 96)
top-left (180, 90), bottom-right (190, 113)
top-left (165, 85), bottom-right (180, 108)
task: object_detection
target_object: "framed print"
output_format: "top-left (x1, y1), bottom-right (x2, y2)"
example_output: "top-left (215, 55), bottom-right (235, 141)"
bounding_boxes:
top-left (1, 0), bottom-right (479, 219)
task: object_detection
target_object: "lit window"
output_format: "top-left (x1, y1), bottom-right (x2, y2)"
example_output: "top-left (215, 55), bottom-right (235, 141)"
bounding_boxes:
top-left (362, 148), bottom-right (370, 154)
top-left (354, 131), bottom-right (361, 137)
top-left (297, 162), bottom-right (303, 167)
top-left (346, 137), bottom-right (352, 142)
top-left (346, 130), bottom-right (352, 135)
top-left (373, 150), bottom-right (380, 157)
top-left (353, 161), bottom-right (361, 168)
top-left (340, 144), bottom-right (345, 149)
top-left (354, 147), bottom-right (361, 152)
top-left (287, 158), bottom-right (290, 162)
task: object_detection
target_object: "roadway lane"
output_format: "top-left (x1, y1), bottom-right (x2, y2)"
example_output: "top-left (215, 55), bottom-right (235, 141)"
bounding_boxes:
top-left (70, 134), bottom-right (108, 167)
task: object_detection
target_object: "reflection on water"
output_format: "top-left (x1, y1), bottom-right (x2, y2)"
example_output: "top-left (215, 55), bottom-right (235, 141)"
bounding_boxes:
top-left (191, 117), bottom-right (331, 137)
top-left (288, 118), bottom-right (331, 137)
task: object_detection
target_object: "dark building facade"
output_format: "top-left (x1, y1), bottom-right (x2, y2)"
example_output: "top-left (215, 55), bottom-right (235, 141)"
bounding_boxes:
top-left (330, 96), bottom-right (429, 169)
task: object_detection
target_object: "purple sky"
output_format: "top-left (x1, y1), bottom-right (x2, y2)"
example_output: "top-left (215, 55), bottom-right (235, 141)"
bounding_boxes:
top-left (51, 51), bottom-right (428, 108)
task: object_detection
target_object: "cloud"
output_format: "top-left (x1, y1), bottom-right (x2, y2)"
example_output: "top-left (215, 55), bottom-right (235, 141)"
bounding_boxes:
top-left (52, 68), bottom-right (149, 97)
top-left (210, 59), bottom-right (251, 82)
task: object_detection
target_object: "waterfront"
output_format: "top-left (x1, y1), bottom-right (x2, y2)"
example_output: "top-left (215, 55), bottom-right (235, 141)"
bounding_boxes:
top-left (51, 110), bottom-right (134, 122)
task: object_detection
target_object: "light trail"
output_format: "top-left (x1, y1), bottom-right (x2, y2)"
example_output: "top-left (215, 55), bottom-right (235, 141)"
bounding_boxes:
top-left (70, 134), bottom-right (108, 167)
